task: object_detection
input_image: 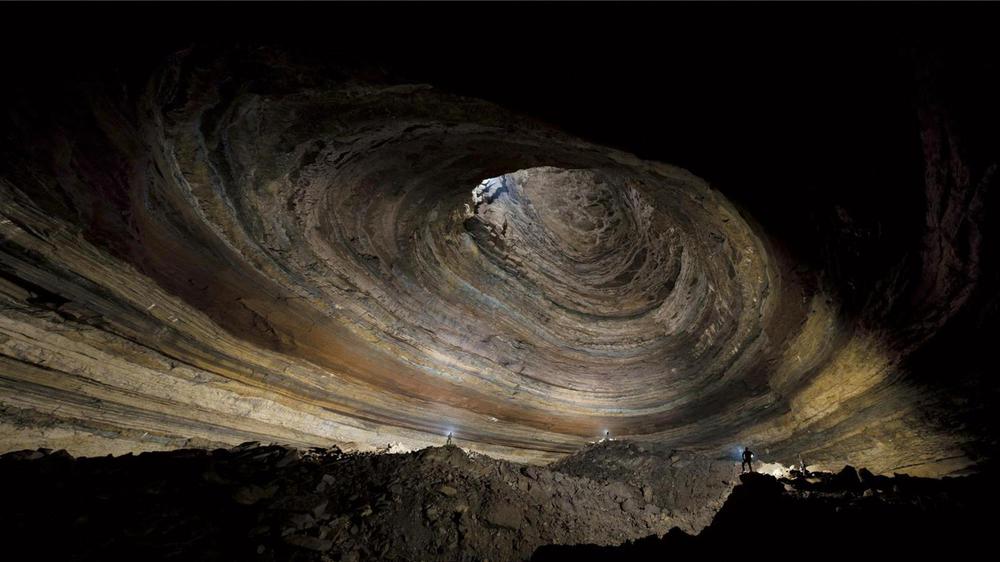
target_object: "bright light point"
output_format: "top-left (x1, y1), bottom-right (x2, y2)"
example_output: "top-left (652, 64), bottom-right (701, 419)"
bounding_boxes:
top-left (471, 176), bottom-right (507, 206)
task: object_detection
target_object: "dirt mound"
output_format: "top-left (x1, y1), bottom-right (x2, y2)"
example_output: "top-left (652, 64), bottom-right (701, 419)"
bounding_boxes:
top-left (0, 441), bottom-right (728, 561)
top-left (550, 440), bottom-right (739, 533)
top-left (533, 466), bottom-right (997, 560)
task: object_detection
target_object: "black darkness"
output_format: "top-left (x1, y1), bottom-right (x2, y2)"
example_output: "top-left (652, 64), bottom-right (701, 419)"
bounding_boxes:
top-left (9, 2), bottom-right (997, 262)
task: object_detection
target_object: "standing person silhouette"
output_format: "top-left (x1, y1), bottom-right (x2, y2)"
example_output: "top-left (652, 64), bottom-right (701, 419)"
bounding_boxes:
top-left (741, 447), bottom-right (755, 473)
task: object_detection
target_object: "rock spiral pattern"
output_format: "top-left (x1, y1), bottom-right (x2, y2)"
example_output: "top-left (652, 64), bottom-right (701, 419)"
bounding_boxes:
top-left (0, 48), bottom-right (992, 475)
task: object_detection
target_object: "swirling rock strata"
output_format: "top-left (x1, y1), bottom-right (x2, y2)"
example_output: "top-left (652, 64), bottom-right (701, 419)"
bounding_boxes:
top-left (0, 47), bottom-right (994, 475)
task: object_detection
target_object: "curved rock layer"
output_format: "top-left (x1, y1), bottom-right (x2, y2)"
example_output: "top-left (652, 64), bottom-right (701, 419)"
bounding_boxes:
top-left (0, 47), bottom-right (994, 476)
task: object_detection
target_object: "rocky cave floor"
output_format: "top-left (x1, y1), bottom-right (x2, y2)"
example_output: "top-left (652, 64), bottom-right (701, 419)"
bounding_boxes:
top-left (1, 441), bottom-right (993, 561)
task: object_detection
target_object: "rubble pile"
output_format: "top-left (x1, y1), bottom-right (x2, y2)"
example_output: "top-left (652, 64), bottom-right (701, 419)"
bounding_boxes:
top-left (6, 438), bottom-right (987, 561)
top-left (0, 441), bottom-right (734, 561)
top-left (533, 465), bottom-right (996, 559)
top-left (550, 440), bottom-right (738, 533)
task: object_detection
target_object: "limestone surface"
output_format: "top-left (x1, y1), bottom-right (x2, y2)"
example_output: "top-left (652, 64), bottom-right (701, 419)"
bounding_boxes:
top-left (0, 45), bottom-right (995, 476)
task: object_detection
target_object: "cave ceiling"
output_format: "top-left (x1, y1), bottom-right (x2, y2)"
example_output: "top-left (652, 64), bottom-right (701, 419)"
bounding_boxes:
top-left (0, 6), bottom-right (997, 476)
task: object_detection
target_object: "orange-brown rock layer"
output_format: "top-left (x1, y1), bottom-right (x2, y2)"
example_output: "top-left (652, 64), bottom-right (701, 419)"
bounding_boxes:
top-left (1, 31), bottom-right (997, 476)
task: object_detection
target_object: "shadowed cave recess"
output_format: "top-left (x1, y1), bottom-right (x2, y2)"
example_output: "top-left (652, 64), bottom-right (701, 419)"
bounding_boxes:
top-left (1, 4), bottom-right (999, 560)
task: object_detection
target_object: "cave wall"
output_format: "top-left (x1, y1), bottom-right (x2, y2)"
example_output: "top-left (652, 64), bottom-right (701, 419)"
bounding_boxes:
top-left (0, 7), bottom-right (997, 476)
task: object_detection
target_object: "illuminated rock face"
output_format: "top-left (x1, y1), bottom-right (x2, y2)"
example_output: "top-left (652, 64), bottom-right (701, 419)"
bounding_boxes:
top-left (0, 47), bottom-right (993, 476)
